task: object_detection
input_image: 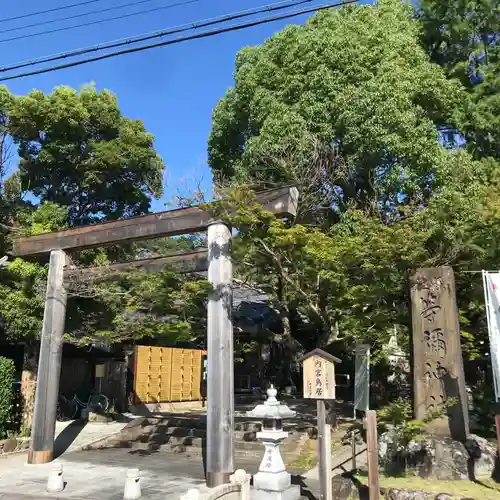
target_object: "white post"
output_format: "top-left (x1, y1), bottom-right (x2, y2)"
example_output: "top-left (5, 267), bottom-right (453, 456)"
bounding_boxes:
top-left (206, 222), bottom-right (234, 487)
top-left (46, 463), bottom-right (64, 493)
top-left (124, 469), bottom-right (141, 500)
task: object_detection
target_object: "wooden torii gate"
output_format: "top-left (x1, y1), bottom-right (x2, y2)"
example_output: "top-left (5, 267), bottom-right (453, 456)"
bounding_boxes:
top-left (11, 186), bottom-right (298, 487)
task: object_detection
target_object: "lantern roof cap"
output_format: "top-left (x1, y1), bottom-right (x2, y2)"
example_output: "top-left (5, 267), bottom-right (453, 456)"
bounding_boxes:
top-left (246, 385), bottom-right (296, 419)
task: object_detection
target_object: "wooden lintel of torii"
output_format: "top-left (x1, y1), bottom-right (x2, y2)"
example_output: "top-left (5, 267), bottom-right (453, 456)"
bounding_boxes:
top-left (12, 186), bottom-right (298, 258)
top-left (63, 248), bottom-right (209, 283)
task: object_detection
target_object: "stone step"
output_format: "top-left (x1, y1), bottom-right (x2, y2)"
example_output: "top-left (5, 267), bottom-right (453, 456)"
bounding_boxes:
top-left (85, 428), bottom-right (303, 452)
top-left (135, 417), bottom-right (311, 434)
top-left (144, 427), bottom-right (261, 441)
top-left (134, 426), bottom-right (310, 445)
top-left (83, 415), bottom-right (314, 454)
top-left (142, 423), bottom-right (310, 437)
top-left (133, 434), bottom-right (299, 451)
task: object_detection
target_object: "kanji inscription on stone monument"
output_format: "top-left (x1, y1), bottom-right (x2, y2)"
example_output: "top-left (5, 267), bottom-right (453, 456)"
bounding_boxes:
top-left (410, 266), bottom-right (469, 441)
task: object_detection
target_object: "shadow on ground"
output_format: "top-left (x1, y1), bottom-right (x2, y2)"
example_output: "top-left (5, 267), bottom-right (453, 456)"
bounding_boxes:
top-left (54, 420), bottom-right (87, 458)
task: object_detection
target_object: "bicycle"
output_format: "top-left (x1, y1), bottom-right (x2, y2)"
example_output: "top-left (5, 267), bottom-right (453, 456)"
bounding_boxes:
top-left (57, 392), bottom-right (110, 420)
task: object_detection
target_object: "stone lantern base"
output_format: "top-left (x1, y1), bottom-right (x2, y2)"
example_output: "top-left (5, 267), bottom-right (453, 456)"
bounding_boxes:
top-left (250, 484), bottom-right (301, 500)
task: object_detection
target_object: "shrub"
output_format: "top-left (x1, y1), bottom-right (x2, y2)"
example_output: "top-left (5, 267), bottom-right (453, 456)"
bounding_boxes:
top-left (470, 370), bottom-right (496, 437)
top-left (0, 357), bottom-right (15, 438)
top-left (378, 396), bottom-right (456, 446)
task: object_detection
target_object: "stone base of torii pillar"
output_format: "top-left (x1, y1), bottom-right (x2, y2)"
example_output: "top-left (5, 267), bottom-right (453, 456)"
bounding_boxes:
top-left (247, 387), bottom-right (301, 500)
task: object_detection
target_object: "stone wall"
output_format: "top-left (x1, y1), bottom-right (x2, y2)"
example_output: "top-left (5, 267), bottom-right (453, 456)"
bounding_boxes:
top-left (331, 474), bottom-right (478, 500)
top-left (0, 437), bottom-right (29, 455)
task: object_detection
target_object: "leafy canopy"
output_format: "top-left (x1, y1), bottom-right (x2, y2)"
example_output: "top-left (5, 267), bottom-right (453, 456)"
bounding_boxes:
top-left (209, 0), bottom-right (461, 222)
top-left (418, 0), bottom-right (500, 159)
top-left (0, 85), bottom-right (211, 348)
top-left (207, 0), bottom-right (500, 364)
top-left (8, 85), bottom-right (165, 226)
top-left (208, 151), bottom-right (499, 359)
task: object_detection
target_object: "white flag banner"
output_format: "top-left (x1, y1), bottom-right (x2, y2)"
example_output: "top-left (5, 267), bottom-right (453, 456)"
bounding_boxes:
top-left (482, 271), bottom-right (500, 401)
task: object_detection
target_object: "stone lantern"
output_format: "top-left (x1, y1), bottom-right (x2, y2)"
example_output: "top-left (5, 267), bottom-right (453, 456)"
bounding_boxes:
top-left (246, 386), bottom-right (300, 500)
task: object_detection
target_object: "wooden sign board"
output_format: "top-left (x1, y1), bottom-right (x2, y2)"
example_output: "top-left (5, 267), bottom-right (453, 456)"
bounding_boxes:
top-left (95, 364), bottom-right (105, 378)
top-left (300, 349), bottom-right (341, 400)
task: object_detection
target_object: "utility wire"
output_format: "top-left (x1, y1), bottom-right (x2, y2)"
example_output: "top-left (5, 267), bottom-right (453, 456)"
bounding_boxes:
top-left (0, 0), bottom-right (162, 36)
top-left (0, 0), bottom-right (355, 82)
top-left (0, 0), bottom-right (202, 44)
top-left (0, 0), bottom-right (105, 24)
top-left (0, 0), bottom-right (314, 73)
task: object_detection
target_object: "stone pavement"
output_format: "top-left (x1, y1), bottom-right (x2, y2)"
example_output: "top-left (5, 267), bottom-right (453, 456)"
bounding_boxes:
top-left (0, 449), bottom-right (207, 499)
top-left (0, 446), bottom-right (316, 499)
top-left (54, 420), bottom-right (130, 456)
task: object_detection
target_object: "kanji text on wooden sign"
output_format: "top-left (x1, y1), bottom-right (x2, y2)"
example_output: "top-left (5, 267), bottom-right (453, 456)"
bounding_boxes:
top-left (300, 349), bottom-right (341, 400)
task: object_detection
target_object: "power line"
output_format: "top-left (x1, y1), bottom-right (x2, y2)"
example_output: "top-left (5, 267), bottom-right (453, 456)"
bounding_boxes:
top-left (0, 0), bottom-right (355, 82)
top-left (0, 0), bottom-right (202, 44)
top-left (0, 0), bottom-right (314, 73)
top-left (0, 0), bottom-right (161, 36)
top-left (0, 0), bottom-right (105, 24)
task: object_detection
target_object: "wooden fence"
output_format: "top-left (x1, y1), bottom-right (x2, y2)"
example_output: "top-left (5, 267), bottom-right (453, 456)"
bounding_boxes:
top-left (133, 346), bottom-right (206, 403)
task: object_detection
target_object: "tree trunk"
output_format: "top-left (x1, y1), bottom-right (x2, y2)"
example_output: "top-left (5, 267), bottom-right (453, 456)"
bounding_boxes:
top-left (274, 306), bottom-right (304, 388)
top-left (20, 342), bottom-right (38, 431)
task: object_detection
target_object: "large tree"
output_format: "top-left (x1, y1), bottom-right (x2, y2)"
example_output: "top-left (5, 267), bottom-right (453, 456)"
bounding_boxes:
top-left (0, 84), bottom-right (211, 349)
top-left (8, 85), bottom-right (165, 226)
top-left (209, 0), bottom-right (462, 224)
top-left (206, 151), bottom-right (499, 390)
top-left (207, 0), bottom-right (500, 382)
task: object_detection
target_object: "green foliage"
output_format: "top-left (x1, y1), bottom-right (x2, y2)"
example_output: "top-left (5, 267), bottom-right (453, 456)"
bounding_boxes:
top-left (470, 369), bottom-right (497, 437)
top-left (0, 200), bottom-right (68, 342)
top-left (378, 397), bottom-right (456, 446)
top-left (378, 397), bottom-right (413, 427)
top-left (204, 147), bottom-right (500, 360)
top-left (418, 0), bottom-right (500, 160)
top-left (65, 268), bottom-right (211, 346)
top-left (205, 0), bottom-right (500, 366)
top-left (0, 357), bottom-right (15, 438)
top-left (0, 84), bottom-right (191, 347)
top-left (29, 202), bottom-right (68, 235)
top-left (9, 84), bottom-right (164, 226)
top-left (0, 259), bottom-right (46, 341)
top-left (209, 0), bottom-right (461, 222)
top-left (0, 0), bottom-right (496, 372)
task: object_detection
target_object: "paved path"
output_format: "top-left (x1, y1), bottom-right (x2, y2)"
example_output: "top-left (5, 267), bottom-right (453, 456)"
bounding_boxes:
top-left (0, 409), bottom-right (326, 500)
top-left (0, 446), bottom-right (316, 499)
top-left (54, 420), bottom-right (130, 456)
top-left (0, 449), bottom-right (207, 499)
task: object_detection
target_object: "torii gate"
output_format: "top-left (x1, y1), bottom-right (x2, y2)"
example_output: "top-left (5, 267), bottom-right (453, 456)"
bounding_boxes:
top-left (11, 186), bottom-right (298, 487)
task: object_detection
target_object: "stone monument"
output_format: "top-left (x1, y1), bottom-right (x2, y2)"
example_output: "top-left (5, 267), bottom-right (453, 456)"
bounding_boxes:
top-left (410, 266), bottom-right (469, 441)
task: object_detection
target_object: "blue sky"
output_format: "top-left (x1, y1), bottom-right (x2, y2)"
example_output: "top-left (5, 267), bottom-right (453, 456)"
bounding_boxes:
top-left (1, 0), bottom-right (364, 211)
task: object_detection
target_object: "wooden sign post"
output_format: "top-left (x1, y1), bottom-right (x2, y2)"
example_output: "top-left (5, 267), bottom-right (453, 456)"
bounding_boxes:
top-left (365, 410), bottom-right (380, 500)
top-left (300, 349), bottom-right (341, 500)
